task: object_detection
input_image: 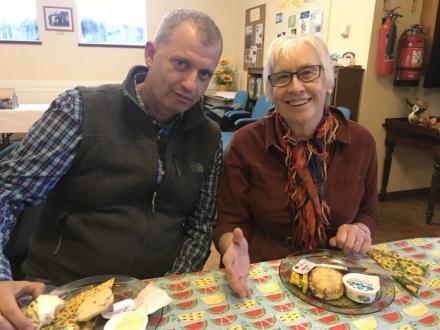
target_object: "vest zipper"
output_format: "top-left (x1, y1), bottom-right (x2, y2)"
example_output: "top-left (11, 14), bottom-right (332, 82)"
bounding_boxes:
top-left (151, 191), bottom-right (157, 214)
top-left (174, 156), bottom-right (182, 176)
top-left (51, 236), bottom-right (63, 255)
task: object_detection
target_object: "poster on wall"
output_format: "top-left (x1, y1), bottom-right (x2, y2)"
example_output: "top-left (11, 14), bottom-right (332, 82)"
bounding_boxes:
top-left (275, 12), bottom-right (283, 24)
top-left (299, 10), bottom-right (310, 35)
top-left (255, 23), bottom-right (263, 48)
top-left (250, 46), bottom-right (257, 67)
top-left (245, 26), bottom-right (252, 48)
top-left (243, 4), bottom-right (265, 70)
top-left (288, 15), bottom-right (297, 29)
top-left (276, 31), bottom-right (287, 38)
top-left (310, 8), bottom-right (323, 35)
top-left (244, 47), bottom-right (258, 68)
top-left (250, 7), bottom-right (260, 22)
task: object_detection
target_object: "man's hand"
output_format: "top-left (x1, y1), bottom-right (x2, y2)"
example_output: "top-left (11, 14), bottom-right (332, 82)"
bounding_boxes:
top-left (222, 228), bottom-right (251, 298)
top-left (328, 223), bottom-right (372, 254)
top-left (0, 280), bottom-right (45, 330)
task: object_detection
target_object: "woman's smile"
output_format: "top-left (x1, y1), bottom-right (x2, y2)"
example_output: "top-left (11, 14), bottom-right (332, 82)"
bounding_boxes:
top-left (285, 97), bottom-right (312, 107)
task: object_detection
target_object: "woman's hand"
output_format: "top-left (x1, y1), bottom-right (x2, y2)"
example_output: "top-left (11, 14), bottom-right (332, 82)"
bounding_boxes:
top-left (221, 228), bottom-right (251, 298)
top-left (328, 223), bottom-right (372, 254)
top-left (0, 280), bottom-right (45, 330)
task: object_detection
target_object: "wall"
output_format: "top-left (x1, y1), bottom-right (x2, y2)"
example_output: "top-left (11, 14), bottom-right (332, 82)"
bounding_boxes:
top-left (235, 1), bottom-right (374, 92)
top-left (326, 0), bottom-right (376, 68)
top-left (0, 0), bottom-right (240, 101)
top-left (360, 0), bottom-right (440, 193)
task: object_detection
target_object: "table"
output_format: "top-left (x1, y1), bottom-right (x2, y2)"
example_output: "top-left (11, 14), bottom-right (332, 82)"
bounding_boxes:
top-left (147, 237), bottom-right (440, 329)
top-left (204, 91), bottom-right (235, 107)
top-left (0, 104), bottom-right (48, 144)
top-left (380, 117), bottom-right (440, 224)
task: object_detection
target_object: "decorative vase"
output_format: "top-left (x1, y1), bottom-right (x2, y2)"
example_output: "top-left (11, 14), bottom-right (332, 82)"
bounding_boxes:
top-left (217, 84), bottom-right (227, 91)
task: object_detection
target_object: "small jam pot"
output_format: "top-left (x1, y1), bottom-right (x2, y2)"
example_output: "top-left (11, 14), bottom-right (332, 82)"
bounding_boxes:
top-left (104, 311), bottom-right (148, 330)
top-left (342, 273), bottom-right (380, 304)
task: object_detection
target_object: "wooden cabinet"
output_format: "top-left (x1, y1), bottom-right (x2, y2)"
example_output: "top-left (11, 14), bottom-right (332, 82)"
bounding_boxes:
top-left (331, 66), bottom-right (364, 122)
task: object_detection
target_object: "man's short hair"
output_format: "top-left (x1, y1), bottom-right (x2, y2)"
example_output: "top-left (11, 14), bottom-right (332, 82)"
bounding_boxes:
top-left (153, 9), bottom-right (223, 49)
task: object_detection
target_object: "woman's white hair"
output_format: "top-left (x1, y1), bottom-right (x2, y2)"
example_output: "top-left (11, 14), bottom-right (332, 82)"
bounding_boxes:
top-left (263, 34), bottom-right (334, 102)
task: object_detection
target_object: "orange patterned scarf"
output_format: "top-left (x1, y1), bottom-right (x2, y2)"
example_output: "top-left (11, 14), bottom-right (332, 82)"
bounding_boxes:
top-left (274, 110), bottom-right (338, 250)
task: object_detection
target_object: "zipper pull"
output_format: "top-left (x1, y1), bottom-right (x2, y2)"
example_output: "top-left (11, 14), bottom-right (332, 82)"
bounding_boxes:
top-left (174, 156), bottom-right (182, 176)
top-left (152, 191), bottom-right (157, 214)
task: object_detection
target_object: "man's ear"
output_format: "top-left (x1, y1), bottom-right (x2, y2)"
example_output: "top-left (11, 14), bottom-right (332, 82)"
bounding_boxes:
top-left (144, 41), bottom-right (155, 67)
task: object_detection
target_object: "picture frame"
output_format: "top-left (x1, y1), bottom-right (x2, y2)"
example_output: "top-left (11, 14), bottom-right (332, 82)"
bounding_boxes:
top-left (43, 6), bottom-right (74, 32)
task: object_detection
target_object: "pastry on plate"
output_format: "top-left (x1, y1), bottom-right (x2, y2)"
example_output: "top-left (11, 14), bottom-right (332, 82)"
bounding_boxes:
top-left (77, 287), bottom-right (114, 322)
top-left (24, 278), bottom-right (115, 330)
top-left (309, 267), bottom-right (344, 300)
top-left (24, 294), bottom-right (65, 330)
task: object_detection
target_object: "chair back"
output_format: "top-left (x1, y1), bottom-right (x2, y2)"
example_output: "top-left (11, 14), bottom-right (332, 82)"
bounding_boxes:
top-left (230, 90), bottom-right (248, 110)
top-left (251, 96), bottom-right (273, 119)
top-left (337, 106), bottom-right (351, 119)
top-left (0, 143), bottom-right (42, 280)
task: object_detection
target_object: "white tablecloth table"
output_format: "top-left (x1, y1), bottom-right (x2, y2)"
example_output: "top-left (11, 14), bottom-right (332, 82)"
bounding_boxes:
top-left (0, 104), bottom-right (49, 134)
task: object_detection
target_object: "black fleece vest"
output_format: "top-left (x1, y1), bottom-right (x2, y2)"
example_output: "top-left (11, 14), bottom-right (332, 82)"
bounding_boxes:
top-left (23, 81), bottom-right (220, 285)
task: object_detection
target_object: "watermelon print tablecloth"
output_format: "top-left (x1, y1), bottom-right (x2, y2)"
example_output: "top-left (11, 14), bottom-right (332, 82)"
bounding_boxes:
top-left (148, 238), bottom-right (440, 330)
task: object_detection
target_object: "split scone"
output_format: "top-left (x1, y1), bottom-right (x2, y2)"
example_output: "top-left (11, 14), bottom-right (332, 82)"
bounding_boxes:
top-left (309, 267), bottom-right (344, 300)
top-left (25, 295), bottom-right (65, 329)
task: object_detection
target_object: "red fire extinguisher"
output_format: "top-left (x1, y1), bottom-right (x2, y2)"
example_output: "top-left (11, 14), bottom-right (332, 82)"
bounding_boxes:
top-left (394, 24), bottom-right (425, 86)
top-left (377, 8), bottom-right (401, 75)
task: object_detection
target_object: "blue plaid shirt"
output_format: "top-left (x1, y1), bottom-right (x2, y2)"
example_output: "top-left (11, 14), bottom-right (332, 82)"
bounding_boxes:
top-left (0, 74), bottom-right (222, 280)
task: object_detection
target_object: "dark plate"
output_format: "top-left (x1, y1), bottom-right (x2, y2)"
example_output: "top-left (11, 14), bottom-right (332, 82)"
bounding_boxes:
top-left (49, 275), bottom-right (165, 329)
top-left (279, 249), bottom-right (395, 315)
top-left (50, 274), bottom-right (137, 297)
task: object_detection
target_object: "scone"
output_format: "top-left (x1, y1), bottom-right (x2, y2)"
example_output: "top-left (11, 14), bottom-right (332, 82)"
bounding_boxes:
top-left (25, 294), bottom-right (65, 329)
top-left (77, 287), bottom-right (114, 322)
top-left (309, 267), bottom-right (344, 300)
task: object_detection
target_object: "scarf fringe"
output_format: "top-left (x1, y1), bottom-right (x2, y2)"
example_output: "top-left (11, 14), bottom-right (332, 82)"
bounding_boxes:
top-left (275, 110), bottom-right (338, 250)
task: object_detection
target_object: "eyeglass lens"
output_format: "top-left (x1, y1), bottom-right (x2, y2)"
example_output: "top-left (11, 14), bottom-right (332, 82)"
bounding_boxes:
top-left (269, 65), bottom-right (321, 87)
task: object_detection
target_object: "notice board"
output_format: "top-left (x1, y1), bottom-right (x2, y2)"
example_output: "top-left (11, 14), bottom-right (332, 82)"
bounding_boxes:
top-left (243, 4), bottom-right (265, 70)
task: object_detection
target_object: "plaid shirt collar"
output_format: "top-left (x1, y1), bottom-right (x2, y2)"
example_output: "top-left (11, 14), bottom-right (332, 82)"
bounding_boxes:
top-left (132, 69), bottom-right (183, 137)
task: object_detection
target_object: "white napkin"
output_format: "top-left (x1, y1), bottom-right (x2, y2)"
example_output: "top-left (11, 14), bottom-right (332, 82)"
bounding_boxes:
top-left (134, 282), bottom-right (173, 315)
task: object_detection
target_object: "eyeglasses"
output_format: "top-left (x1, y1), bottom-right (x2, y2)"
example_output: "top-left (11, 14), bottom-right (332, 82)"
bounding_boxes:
top-left (268, 65), bottom-right (322, 87)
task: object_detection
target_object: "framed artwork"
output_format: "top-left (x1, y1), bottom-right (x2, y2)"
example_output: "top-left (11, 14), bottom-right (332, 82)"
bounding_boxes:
top-left (43, 6), bottom-right (74, 31)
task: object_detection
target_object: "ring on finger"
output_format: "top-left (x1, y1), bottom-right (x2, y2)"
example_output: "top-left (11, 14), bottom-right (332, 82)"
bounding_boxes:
top-left (355, 240), bottom-right (362, 246)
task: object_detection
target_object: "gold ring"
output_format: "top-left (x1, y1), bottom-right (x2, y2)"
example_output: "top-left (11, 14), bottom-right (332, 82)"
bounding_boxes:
top-left (355, 240), bottom-right (362, 246)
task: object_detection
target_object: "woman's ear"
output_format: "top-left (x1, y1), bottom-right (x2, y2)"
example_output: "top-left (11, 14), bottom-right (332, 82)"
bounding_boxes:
top-left (144, 41), bottom-right (155, 67)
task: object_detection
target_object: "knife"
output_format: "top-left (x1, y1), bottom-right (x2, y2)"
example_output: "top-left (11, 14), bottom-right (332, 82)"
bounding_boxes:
top-left (314, 262), bottom-right (401, 277)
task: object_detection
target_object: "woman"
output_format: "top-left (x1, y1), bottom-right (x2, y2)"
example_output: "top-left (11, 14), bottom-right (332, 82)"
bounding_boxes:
top-left (213, 35), bottom-right (378, 298)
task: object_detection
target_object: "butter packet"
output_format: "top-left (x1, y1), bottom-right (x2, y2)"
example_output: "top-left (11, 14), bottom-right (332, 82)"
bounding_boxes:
top-left (369, 249), bottom-right (429, 295)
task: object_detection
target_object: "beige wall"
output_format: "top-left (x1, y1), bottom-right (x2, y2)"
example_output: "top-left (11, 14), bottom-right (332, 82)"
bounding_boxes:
top-left (326, 0), bottom-right (376, 68)
top-left (360, 0), bottom-right (440, 193)
top-left (0, 0), bottom-right (240, 81)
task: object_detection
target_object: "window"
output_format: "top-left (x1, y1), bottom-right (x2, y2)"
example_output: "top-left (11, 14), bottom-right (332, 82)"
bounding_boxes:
top-left (77, 0), bottom-right (146, 47)
top-left (0, 0), bottom-right (39, 43)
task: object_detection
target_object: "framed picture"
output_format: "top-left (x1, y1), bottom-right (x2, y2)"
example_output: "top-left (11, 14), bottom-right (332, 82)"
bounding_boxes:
top-left (43, 6), bottom-right (74, 31)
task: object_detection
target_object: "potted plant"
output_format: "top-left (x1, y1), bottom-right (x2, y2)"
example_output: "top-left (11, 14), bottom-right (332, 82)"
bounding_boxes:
top-left (213, 59), bottom-right (234, 91)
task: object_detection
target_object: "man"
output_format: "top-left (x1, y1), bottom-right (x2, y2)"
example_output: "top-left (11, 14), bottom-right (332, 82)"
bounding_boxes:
top-left (0, 9), bottom-right (223, 329)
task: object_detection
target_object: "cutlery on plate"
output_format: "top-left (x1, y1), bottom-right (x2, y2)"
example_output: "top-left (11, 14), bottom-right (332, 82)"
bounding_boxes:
top-left (314, 262), bottom-right (401, 277)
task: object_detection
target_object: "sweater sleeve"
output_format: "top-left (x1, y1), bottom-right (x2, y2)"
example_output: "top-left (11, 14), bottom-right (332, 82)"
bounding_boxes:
top-left (213, 136), bottom-right (254, 253)
top-left (353, 136), bottom-right (379, 234)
